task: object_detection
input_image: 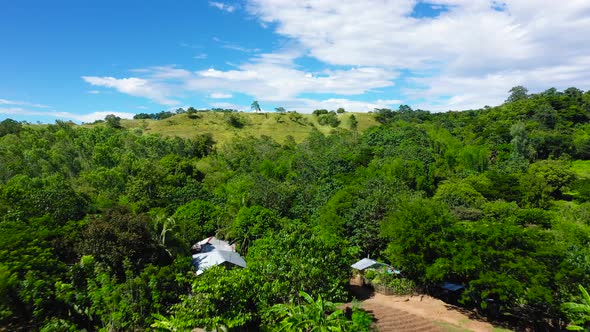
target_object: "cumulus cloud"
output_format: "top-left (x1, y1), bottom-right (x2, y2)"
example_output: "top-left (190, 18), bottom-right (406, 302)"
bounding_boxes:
top-left (246, 0), bottom-right (590, 110)
top-left (0, 107), bottom-right (135, 123)
top-left (81, 1), bottom-right (590, 112)
top-left (82, 76), bottom-right (180, 106)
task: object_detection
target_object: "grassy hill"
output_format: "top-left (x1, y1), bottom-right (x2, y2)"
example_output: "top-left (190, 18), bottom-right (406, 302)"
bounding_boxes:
top-left (116, 111), bottom-right (378, 146)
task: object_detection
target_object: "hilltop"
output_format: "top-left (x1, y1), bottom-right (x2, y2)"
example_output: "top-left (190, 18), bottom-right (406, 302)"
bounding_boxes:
top-left (112, 111), bottom-right (378, 146)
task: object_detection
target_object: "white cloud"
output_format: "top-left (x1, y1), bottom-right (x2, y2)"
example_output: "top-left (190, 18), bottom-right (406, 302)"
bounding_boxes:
top-left (0, 98), bottom-right (50, 108)
top-left (88, 90), bottom-right (101, 94)
top-left (82, 1), bottom-right (590, 112)
top-left (184, 50), bottom-right (397, 101)
top-left (86, 49), bottom-right (397, 107)
top-left (210, 92), bottom-right (233, 99)
top-left (0, 107), bottom-right (135, 123)
top-left (245, 0), bottom-right (590, 110)
top-left (194, 53), bottom-right (208, 60)
top-left (294, 98), bottom-right (402, 113)
top-left (82, 76), bottom-right (180, 106)
top-left (209, 1), bottom-right (236, 13)
top-left (212, 37), bottom-right (261, 53)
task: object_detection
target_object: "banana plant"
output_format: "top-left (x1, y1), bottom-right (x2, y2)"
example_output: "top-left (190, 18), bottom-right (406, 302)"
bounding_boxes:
top-left (562, 285), bottom-right (590, 331)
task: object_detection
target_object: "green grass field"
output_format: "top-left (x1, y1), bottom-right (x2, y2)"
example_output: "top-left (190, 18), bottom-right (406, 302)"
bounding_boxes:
top-left (118, 111), bottom-right (379, 146)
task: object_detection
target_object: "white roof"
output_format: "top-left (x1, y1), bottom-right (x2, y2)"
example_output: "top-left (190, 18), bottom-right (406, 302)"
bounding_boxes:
top-left (351, 258), bottom-right (380, 270)
top-left (193, 250), bottom-right (247, 275)
top-left (192, 237), bottom-right (246, 275)
top-left (197, 236), bottom-right (235, 252)
top-left (351, 258), bottom-right (401, 274)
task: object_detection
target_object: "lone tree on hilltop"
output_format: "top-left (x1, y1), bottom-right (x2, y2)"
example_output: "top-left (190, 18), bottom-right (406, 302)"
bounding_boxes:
top-left (251, 100), bottom-right (261, 113)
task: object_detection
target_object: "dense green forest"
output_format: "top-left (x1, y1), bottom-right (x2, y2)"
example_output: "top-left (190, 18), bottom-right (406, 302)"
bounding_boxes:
top-left (1, 86), bottom-right (590, 331)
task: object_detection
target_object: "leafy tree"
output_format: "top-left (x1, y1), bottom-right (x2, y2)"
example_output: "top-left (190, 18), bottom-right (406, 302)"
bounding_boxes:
top-left (225, 113), bottom-right (245, 128)
top-left (434, 180), bottom-right (486, 220)
top-left (506, 85), bottom-right (529, 103)
top-left (0, 118), bottom-right (23, 137)
top-left (266, 291), bottom-right (372, 331)
top-left (275, 106), bottom-right (286, 113)
top-left (381, 198), bottom-right (456, 281)
top-left (171, 199), bottom-right (220, 250)
top-left (562, 285), bottom-right (590, 331)
top-left (78, 206), bottom-right (169, 276)
top-left (104, 114), bottom-right (122, 129)
top-left (317, 112), bottom-right (341, 127)
top-left (348, 114), bottom-right (358, 131)
top-left (229, 205), bottom-right (282, 252)
top-left (152, 266), bottom-right (256, 331)
top-left (247, 221), bottom-right (354, 309)
top-left (527, 160), bottom-right (576, 198)
top-left (312, 109), bottom-right (329, 116)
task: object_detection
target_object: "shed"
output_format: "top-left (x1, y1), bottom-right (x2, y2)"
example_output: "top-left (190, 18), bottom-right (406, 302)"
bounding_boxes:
top-left (351, 258), bottom-right (401, 274)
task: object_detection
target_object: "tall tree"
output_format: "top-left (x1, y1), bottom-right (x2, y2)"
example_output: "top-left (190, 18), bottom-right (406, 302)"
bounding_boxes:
top-left (251, 100), bottom-right (261, 113)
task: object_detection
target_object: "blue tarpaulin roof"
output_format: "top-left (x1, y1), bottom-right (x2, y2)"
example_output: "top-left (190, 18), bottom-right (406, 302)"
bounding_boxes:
top-left (440, 282), bottom-right (464, 292)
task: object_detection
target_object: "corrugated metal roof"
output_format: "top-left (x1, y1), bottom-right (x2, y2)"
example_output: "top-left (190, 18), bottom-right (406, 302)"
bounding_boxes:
top-left (351, 258), bottom-right (380, 270)
top-left (192, 237), bottom-right (246, 275)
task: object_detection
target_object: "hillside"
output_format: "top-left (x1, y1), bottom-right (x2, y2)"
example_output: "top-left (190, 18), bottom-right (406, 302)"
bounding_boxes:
top-left (116, 111), bottom-right (378, 146)
top-left (1, 87), bottom-right (590, 331)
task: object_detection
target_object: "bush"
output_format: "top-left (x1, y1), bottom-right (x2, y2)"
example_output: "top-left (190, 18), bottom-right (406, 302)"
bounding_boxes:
top-left (318, 112), bottom-right (341, 127)
top-left (225, 113), bottom-right (245, 128)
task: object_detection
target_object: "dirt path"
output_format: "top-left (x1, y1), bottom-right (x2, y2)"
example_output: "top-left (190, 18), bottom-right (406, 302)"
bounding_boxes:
top-left (364, 292), bottom-right (497, 332)
top-left (349, 280), bottom-right (502, 332)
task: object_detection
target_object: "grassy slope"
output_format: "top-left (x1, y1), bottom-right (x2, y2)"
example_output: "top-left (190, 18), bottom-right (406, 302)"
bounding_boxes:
top-left (119, 112), bottom-right (378, 146)
top-left (571, 160), bottom-right (590, 179)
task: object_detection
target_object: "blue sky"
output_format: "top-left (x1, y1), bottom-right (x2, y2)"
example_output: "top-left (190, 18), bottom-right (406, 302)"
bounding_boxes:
top-left (1, 0), bottom-right (590, 122)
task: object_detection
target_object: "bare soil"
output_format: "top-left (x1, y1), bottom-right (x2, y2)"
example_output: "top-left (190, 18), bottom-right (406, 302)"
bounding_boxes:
top-left (349, 279), bottom-right (504, 332)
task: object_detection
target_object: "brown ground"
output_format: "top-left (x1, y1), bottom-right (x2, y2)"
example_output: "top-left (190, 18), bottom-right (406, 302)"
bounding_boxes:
top-left (349, 279), bottom-right (504, 332)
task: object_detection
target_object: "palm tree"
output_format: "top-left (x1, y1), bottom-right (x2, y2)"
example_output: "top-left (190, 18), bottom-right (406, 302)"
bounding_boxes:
top-left (562, 285), bottom-right (590, 331)
top-left (251, 100), bottom-right (261, 113)
top-left (268, 291), bottom-right (350, 331)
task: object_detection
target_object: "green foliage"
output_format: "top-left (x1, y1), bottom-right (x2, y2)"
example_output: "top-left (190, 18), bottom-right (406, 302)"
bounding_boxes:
top-left (78, 206), bottom-right (169, 276)
top-left (104, 114), bottom-right (122, 129)
top-left (172, 199), bottom-right (220, 251)
top-left (154, 266), bottom-right (256, 331)
top-left (528, 160), bottom-right (576, 197)
top-left (562, 285), bottom-right (590, 331)
top-left (229, 205), bottom-right (282, 252)
top-left (247, 221), bottom-right (354, 308)
top-left (251, 100), bottom-right (261, 112)
top-left (506, 86), bottom-right (529, 103)
top-left (225, 112), bottom-right (245, 128)
top-left (266, 291), bottom-right (373, 331)
top-left (348, 114), bottom-right (358, 130)
top-left (382, 198), bottom-right (456, 281)
top-left (434, 180), bottom-right (486, 219)
top-left (3, 87), bottom-right (590, 330)
top-left (0, 118), bottom-right (23, 137)
top-left (365, 270), bottom-right (417, 295)
top-left (317, 112), bottom-right (341, 127)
